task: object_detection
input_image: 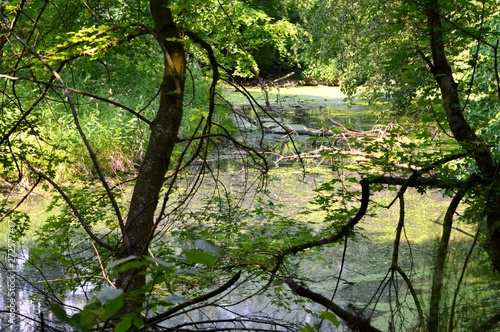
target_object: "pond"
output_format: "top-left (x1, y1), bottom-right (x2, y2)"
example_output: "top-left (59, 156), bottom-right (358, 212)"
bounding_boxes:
top-left (0, 86), bottom-right (494, 331)
top-left (1, 171), bottom-right (456, 332)
top-left (2, 164), bottom-right (476, 332)
top-left (224, 85), bottom-right (387, 130)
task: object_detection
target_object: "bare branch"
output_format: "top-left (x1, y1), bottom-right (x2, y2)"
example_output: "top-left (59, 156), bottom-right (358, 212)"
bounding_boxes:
top-left (147, 271), bottom-right (242, 325)
top-left (285, 277), bottom-right (382, 332)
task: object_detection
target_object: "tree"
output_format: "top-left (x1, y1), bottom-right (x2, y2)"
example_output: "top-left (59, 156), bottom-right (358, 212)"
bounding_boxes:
top-left (115, 0), bottom-right (186, 314)
top-left (0, 0), bottom-right (296, 330)
top-left (289, 0), bottom-right (500, 330)
top-left (1, 1), bottom-right (314, 330)
top-left (422, 0), bottom-right (500, 330)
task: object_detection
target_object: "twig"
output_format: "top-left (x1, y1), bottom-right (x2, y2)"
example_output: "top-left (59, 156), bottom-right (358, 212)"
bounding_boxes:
top-left (92, 242), bottom-right (115, 287)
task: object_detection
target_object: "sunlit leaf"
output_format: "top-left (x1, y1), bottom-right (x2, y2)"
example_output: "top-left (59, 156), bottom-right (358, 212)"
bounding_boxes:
top-left (101, 295), bottom-right (124, 320)
top-left (320, 310), bottom-right (341, 327)
top-left (184, 249), bottom-right (217, 266)
top-left (48, 303), bottom-right (70, 324)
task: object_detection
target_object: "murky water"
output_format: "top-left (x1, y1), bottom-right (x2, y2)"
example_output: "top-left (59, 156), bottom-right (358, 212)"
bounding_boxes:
top-left (0, 87), bottom-right (484, 331)
top-left (0, 170), bottom-right (454, 332)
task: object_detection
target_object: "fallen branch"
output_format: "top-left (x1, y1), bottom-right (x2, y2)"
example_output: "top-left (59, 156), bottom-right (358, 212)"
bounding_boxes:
top-left (272, 72), bottom-right (295, 83)
top-left (271, 145), bottom-right (380, 164)
top-left (328, 117), bottom-right (363, 134)
top-left (268, 123), bottom-right (331, 137)
top-left (231, 103), bottom-right (256, 125)
top-left (229, 101), bottom-right (386, 139)
top-left (262, 122), bottom-right (382, 138)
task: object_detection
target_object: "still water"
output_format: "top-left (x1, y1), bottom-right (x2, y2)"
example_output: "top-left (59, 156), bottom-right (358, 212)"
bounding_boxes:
top-left (0, 87), bottom-right (476, 331)
top-left (0, 166), bottom-right (454, 332)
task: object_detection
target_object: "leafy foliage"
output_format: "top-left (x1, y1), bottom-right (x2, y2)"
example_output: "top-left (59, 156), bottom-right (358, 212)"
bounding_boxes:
top-left (174, 0), bottom-right (301, 77)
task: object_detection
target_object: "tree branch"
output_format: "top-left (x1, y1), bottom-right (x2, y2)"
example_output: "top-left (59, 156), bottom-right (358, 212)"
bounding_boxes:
top-left (280, 179), bottom-right (369, 256)
top-left (285, 277), bottom-right (382, 332)
top-left (147, 270), bottom-right (242, 325)
top-left (0, 74), bottom-right (151, 125)
top-left (25, 161), bottom-right (114, 252)
top-left (0, 12), bottom-right (128, 245)
top-left (427, 173), bottom-right (479, 331)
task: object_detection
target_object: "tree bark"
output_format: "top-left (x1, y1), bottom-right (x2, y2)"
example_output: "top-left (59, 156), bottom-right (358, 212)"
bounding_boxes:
top-left (116, 0), bottom-right (186, 314)
top-left (424, 0), bottom-right (500, 272)
top-left (423, 0), bottom-right (500, 330)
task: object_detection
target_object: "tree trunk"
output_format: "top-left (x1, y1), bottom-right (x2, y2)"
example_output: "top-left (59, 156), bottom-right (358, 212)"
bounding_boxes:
top-left (424, 0), bottom-right (500, 270)
top-left (424, 0), bottom-right (500, 330)
top-left (116, 0), bottom-right (186, 314)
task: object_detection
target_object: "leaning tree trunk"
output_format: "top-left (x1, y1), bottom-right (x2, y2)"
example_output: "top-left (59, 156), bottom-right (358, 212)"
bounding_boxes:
top-left (116, 0), bottom-right (186, 314)
top-left (424, 0), bottom-right (500, 331)
top-left (424, 0), bottom-right (500, 270)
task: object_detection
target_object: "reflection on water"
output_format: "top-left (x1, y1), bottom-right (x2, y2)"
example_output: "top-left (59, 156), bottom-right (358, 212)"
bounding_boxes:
top-left (1, 248), bottom-right (331, 331)
top-left (0, 218), bottom-right (438, 332)
top-left (0, 162), bottom-right (447, 331)
top-left (0, 248), bottom-right (90, 331)
top-left (286, 105), bottom-right (383, 131)
top-left (0, 96), bottom-right (463, 331)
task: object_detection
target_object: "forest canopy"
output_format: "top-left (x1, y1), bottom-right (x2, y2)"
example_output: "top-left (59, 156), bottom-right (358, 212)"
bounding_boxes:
top-left (1, 0), bottom-right (500, 331)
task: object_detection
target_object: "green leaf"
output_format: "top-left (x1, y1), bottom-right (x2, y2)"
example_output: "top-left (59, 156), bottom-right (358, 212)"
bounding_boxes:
top-left (132, 316), bottom-right (145, 328)
top-left (83, 298), bottom-right (102, 311)
top-left (115, 315), bottom-right (134, 332)
top-left (68, 313), bottom-right (84, 330)
top-left (101, 295), bottom-right (124, 320)
top-left (320, 310), bottom-right (341, 327)
top-left (95, 288), bottom-right (123, 304)
top-left (183, 249), bottom-right (217, 266)
top-left (299, 322), bottom-right (316, 332)
top-left (49, 303), bottom-right (70, 323)
top-left (106, 255), bottom-right (137, 270)
top-left (79, 310), bottom-right (98, 332)
top-left (194, 239), bottom-right (222, 255)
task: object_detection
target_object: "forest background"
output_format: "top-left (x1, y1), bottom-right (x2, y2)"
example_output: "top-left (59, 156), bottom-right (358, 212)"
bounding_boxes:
top-left (1, 0), bottom-right (500, 331)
